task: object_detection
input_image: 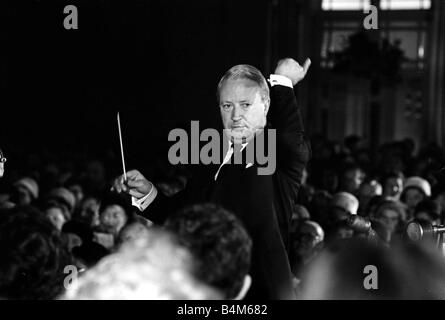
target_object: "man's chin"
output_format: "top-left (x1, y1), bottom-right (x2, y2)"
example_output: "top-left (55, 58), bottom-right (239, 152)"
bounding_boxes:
top-left (227, 131), bottom-right (254, 144)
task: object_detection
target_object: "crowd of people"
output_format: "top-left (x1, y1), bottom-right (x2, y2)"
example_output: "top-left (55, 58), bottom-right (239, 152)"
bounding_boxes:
top-left (0, 134), bottom-right (444, 300)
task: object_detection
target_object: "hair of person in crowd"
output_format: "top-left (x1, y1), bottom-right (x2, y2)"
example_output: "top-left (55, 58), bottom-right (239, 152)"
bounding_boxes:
top-left (164, 203), bottom-right (253, 300)
top-left (371, 198), bottom-right (407, 241)
top-left (0, 205), bottom-right (72, 299)
top-left (61, 227), bottom-right (221, 300)
top-left (11, 177), bottom-right (39, 206)
top-left (400, 176), bottom-right (432, 218)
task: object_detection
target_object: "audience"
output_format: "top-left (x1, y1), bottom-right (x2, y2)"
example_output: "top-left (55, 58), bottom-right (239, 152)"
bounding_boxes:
top-left (0, 135), bottom-right (444, 300)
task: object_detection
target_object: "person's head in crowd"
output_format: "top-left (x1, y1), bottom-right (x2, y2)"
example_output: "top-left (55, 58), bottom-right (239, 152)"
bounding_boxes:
top-left (321, 168), bottom-right (339, 194)
top-left (290, 220), bottom-right (324, 274)
top-left (358, 179), bottom-right (382, 214)
top-left (62, 228), bottom-right (221, 300)
top-left (414, 199), bottom-right (441, 225)
top-left (65, 179), bottom-right (84, 210)
top-left (217, 64), bottom-right (270, 144)
top-left (432, 187), bottom-right (445, 222)
top-left (45, 187), bottom-right (76, 222)
top-left (44, 202), bottom-right (68, 231)
top-left (115, 221), bottom-right (151, 249)
top-left (61, 220), bottom-right (109, 269)
top-left (400, 176), bottom-right (431, 218)
top-left (363, 195), bottom-right (386, 218)
top-left (0, 148), bottom-right (6, 178)
top-left (340, 164), bottom-right (365, 195)
top-left (74, 196), bottom-right (100, 227)
top-left (98, 192), bottom-right (134, 237)
top-left (290, 204), bottom-right (310, 234)
top-left (11, 177), bottom-right (39, 206)
top-left (62, 220), bottom-right (92, 252)
top-left (371, 199), bottom-right (407, 239)
top-left (308, 190), bottom-right (333, 225)
top-left (85, 160), bottom-right (106, 193)
top-left (164, 203), bottom-right (252, 300)
top-left (326, 220), bottom-right (354, 241)
top-left (382, 172), bottom-right (404, 200)
top-left (156, 166), bottom-right (191, 198)
top-left (329, 192), bottom-right (359, 225)
top-left (344, 135), bottom-right (364, 155)
top-left (0, 205), bottom-right (72, 299)
top-left (370, 219), bottom-right (392, 245)
top-left (299, 238), bottom-right (445, 299)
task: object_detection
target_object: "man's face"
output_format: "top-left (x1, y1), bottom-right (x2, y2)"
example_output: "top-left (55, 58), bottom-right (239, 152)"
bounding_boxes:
top-left (219, 78), bottom-right (269, 144)
top-left (46, 207), bottom-right (66, 231)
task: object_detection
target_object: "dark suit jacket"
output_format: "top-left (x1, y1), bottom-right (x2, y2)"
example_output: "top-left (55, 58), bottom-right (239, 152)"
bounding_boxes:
top-left (209, 85), bottom-right (309, 299)
top-left (268, 85), bottom-right (311, 252)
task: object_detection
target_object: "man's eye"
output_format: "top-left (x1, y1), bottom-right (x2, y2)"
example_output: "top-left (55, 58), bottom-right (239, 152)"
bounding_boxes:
top-left (222, 104), bottom-right (232, 111)
top-left (241, 103), bottom-right (251, 108)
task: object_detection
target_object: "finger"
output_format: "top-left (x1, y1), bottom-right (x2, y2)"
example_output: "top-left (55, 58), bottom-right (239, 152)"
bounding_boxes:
top-left (112, 179), bottom-right (122, 193)
top-left (126, 169), bottom-right (142, 180)
top-left (303, 58), bottom-right (312, 74)
top-left (126, 179), bottom-right (147, 189)
top-left (128, 189), bottom-right (144, 199)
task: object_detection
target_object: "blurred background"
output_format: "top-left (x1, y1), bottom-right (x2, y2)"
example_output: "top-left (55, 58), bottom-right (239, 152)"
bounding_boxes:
top-left (0, 0), bottom-right (444, 180)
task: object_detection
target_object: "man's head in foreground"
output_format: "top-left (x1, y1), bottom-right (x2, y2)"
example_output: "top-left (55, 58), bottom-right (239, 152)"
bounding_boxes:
top-left (0, 205), bottom-right (71, 299)
top-left (62, 228), bottom-right (221, 300)
top-left (164, 203), bottom-right (253, 300)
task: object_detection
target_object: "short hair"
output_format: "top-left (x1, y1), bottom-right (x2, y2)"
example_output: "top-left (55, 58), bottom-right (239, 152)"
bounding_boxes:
top-left (217, 64), bottom-right (270, 103)
top-left (164, 203), bottom-right (252, 299)
top-left (0, 206), bottom-right (72, 299)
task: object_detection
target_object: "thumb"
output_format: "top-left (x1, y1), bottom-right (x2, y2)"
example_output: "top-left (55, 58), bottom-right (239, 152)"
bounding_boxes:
top-left (303, 58), bottom-right (312, 74)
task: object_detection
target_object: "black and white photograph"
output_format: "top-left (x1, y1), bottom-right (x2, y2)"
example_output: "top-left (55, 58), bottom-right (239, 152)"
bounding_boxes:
top-left (1, 0), bottom-right (445, 307)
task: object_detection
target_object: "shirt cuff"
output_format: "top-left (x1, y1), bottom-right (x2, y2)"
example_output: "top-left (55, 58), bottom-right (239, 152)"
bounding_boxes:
top-left (131, 183), bottom-right (158, 212)
top-left (269, 74), bottom-right (293, 88)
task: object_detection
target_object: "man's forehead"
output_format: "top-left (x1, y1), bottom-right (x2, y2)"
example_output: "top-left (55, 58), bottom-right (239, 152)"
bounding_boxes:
top-left (219, 78), bottom-right (262, 98)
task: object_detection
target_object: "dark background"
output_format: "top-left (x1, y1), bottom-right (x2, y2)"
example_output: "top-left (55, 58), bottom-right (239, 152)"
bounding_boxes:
top-left (1, 0), bottom-right (286, 167)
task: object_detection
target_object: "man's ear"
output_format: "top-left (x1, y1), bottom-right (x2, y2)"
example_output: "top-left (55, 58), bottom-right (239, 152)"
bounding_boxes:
top-left (233, 274), bottom-right (251, 300)
top-left (263, 97), bottom-right (270, 116)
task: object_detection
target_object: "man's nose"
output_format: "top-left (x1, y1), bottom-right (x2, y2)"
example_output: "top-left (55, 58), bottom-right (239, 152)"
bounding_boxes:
top-left (231, 105), bottom-right (243, 120)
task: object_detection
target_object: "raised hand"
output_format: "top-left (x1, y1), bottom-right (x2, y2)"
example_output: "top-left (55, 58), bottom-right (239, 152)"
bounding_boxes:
top-left (274, 58), bottom-right (311, 86)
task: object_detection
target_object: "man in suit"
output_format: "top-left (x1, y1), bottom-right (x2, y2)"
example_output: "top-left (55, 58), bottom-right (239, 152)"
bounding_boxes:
top-left (112, 58), bottom-right (310, 299)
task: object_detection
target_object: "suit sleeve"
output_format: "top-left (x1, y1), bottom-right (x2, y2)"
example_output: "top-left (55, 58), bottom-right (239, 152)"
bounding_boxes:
top-left (268, 85), bottom-right (311, 203)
